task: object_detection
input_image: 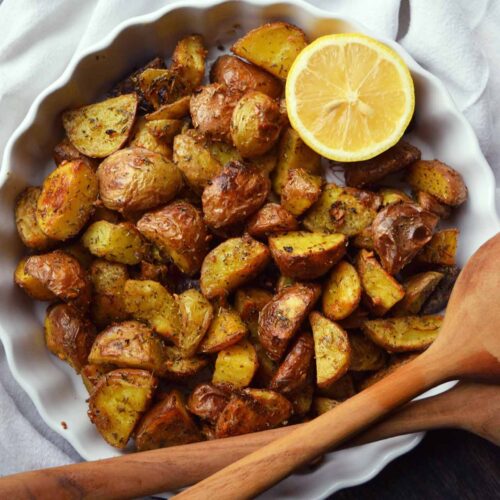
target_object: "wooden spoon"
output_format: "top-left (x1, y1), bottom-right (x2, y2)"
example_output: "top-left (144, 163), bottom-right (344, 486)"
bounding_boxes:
top-left (0, 381), bottom-right (498, 499)
top-left (175, 233), bottom-right (500, 499)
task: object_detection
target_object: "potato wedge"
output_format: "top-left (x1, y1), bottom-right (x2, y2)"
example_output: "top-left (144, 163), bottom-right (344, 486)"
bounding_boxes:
top-left (14, 258), bottom-right (55, 301)
top-left (88, 368), bottom-right (157, 448)
top-left (420, 265), bottom-right (460, 314)
top-left (63, 94), bottom-right (138, 158)
top-left (129, 116), bottom-right (173, 158)
top-left (97, 147), bottom-right (182, 214)
top-left (275, 275), bottom-right (297, 293)
top-left (89, 320), bottom-right (165, 372)
top-left (45, 304), bottom-right (96, 372)
top-left (15, 187), bottom-right (55, 250)
top-left (145, 118), bottom-right (183, 143)
top-left (371, 203), bottom-right (439, 275)
top-left (281, 168), bottom-right (323, 216)
top-left (362, 316), bottom-right (443, 352)
top-left (416, 229), bottom-right (459, 266)
top-left (135, 261), bottom-right (169, 282)
top-left (199, 307), bottom-right (248, 353)
top-left (146, 95), bottom-right (191, 120)
top-left (303, 184), bottom-right (379, 237)
top-left (213, 339), bottom-right (258, 389)
top-left (25, 250), bottom-right (91, 311)
top-left (36, 160), bottom-right (98, 240)
top-left (392, 271), bottom-right (444, 316)
top-left (161, 346), bottom-right (209, 379)
top-left (338, 306), bottom-right (370, 331)
top-left (313, 397), bottom-right (340, 415)
top-left (352, 227), bottom-right (374, 251)
top-left (378, 187), bottom-right (412, 206)
top-left (81, 364), bottom-right (114, 393)
top-left (309, 312), bottom-right (351, 388)
top-left (316, 373), bottom-right (356, 400)
top-left (258, 282), bottom-right (321, 360)
top-left (137, 201), bottom-right (209, 276)
top-left (187, 383), bottom-right (230, 423)
top-left (135, 389), bottom-right (201, 451)
top-left (171, 34), bottom-right (207, 90)
top-left (138, 69), bottom-right (188, 109)
top-left (322, 260), bottom-right (362, 321)
top-left (53, 137), bottom-right (98, 168)
top-left (348, 332), bottom-right (386, 371)
top-left (234, 287), bottom-right (273, 323)
top-left (210, 55), bottom-right (282, 98)
top-left (343, 140), bottom-right (421, 188)
top-left (215, 388), bottom-right (292, 438)
top-left (246, 203), bottom-right (298, 239)
top-left (231, 22), bottom-right (308, 79)
top-left (200, 235), bottom-right (270, 299)
top-left (289, 381), bottom-right (314, 416)
top-left (252, 341), bottom-right (279, 387)
top-left (358, 354), bottom-right (418, 390)
top-left (176, 289), bottom-right (214, 357)
top-left (272, 127), bottom-right (321, 195)
top-left (414, 190), bottom-right (451, 219)
top-left (406, 160), bottom-right (467, 206)
top-left (82, 221), bottom-right (146, 265)
top-left (202, 162), bottom-right (270, 229)
top-left (269, 332), bottom-right (314, 395)
top-left (269, 231), bottom-right (346, 280)
top-left (355, 250), bottom-right (405, 316)
top-left (123, 280), bottom-right (181, 343)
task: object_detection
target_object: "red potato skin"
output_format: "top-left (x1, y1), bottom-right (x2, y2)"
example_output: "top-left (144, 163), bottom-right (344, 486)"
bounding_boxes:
top-left (246, 203), bottom-right (298, 239)
top-left (187, 383), bottom-right (231, 423)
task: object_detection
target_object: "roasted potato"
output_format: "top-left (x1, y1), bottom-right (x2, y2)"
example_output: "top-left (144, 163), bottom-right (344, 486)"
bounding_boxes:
top-left (82, 221), bottom-right (146, 265)
top-left (128, 116), bottom-right (173, 158)
top-left (416, 229), bottom-right (459, 266)
top-left (355, 250), bottom-right (405, 316)
top-left (358, 354), bottom-right (417, 390)
top-left (161, 346), bottom-right (209, 379)
top-left (202, 162), bottom-right (270, 229)
top-left (322, 260), bottom-right (362, 321)
top-left (303, 184), bottom-right (379, 237)
top-left (362, 315), bottom-right (443, 352)
top-left (215, 388), bottom-right (292, 438)
top-left (258, 282), bottom-right (321, 360)
top-left (190, 83), bottom-right (242, 142)
top-left (230, 91), bottom-right (282, 158)
top-left (317, 373), bottom-right (356, 400)
top-left (134, 261), bottom-right (169, 282)
top-left (123, 280), bottom-right (181, 343)
top-left (314, 397), bottom-right (340, 415)
top-left (88, 368), bottom-right (157, 448)
top-left (252, 341), bottom-right (279, 387)
top-left (137, 201), bottom-right (209, 276)
top-left (268, 231), bottom-right (346, 280)
top-left (289, 381), bottom-right (314, 416)
top-left (269, 332), bottom-right (314, 395)
top-left (63, 94), bottom-right (138, 158)
top-left (275, 275), bottom-right (297, 293)
top-left (210, 55), bottom-right (282, 98)
top-left (309, 312), bottom-right (350, 388)
top-left (378, 187), bottom-right (412, 206)
top-left (199, 307), bottom-right (248, 353)
top-left (45, 303), bottom-right (96, 372)
top-left (176, 289), bottom-right (214, 356)
top-left (25, 250), bottom-right (91, 311)
top-left (14, 258), bottom-right (55, 301)
top-left (246, 203), bottom-right (298, 239)
top-left (53, 137), bottom-right (98, 168)
top-left (200, 235), bottom-right (270, 299)
top-left (187, 383), bottom-right (230, 423)
top-left (146, 95), bottom-right (191, 120)
top-left (280, 168), bottom-right (323, 216)
top-left (414, 190), bottom-right (451, 219)
top-left (371, 203), bottom-right (439, 274)
top-left (138, 68), bottom-right (189, 110)
top-left (97, 147), bottom-right (182, 214)
top-left (36, 160), bottom-right (98, 240)
top-left (420, 265), bottom-right (460, 314)
top-left (272, 127), bottom-right (321, 195)
top-left (15, 187), bottom-right (55, 250)
top-left (338, 306), bottom-right (370, 331)
top-left (81, 363), bottom-right (114, 393)
top-left (213, 339), bottom-right (258, 389)
top-left (234, 287), bottom-right (273, 339)
top-left (145, 118), bottom-right (183, 143)
top-left (348, 332), bottom-right (386, 371)
top-left (231, 22), bottom-right (308, 79)
top-left (392, 271), bottom-right (444, 316)
top-left (89, 320), bottom-right (165, 372)
top-left (352, 227), bottom-right (374, 250)
top-left (171, 34), bottom-right (207, 90)
top-left (343, 141), bottom-right (421, 188)
top-left (406, 160), bottom-right (467, 206)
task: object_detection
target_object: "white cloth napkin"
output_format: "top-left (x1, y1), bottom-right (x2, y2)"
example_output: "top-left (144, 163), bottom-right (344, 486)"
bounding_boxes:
top-left (1, 0), bottom-right (499, 477)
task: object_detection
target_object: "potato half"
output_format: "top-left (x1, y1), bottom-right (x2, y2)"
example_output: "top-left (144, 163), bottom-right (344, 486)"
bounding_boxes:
top-left (212, 339), bottom-right (258, 389)
top-left (199, 307), bottom-right (248, 353)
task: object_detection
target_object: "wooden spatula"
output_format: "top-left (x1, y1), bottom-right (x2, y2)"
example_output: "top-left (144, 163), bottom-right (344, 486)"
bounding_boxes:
top-left (175, 233), bottom-right (500, 499)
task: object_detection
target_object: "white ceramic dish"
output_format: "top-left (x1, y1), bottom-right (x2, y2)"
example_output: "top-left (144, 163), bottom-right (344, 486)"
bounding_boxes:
top-left (0, 0), bottom-right (498, 497)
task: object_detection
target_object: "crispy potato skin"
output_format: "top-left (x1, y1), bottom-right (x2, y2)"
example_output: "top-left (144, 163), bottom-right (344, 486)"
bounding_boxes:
top-left (281, 168), bottom-right (323, 216)
top-left (53, 137), bottom-right (98, 168)
top-left (372, 203), bottom-right (439, 275)
top-left (258, 282), bottom-right (321, 360)
top-left (25, 250), bottom-right (91, 311)
top-left (414, 190), bottom-right (451, 219)
top-left (97, 147), bottom-right (182, 214)
top-left (202, 162), bottom-right (270, 229)
top-left (171, 35), bottom-right (207, 91)
top-left (187, 383), bottom-right (230, 423)
top-left (45, 303), bottom-right (96, 372)
top-left (269, 332), bottom-right (314, 395)
top-left (14, 258), bottom-right (56, 301)
top-left (420, 265), bottom-right (460, 314)
top-left (230, 91), bottom-right (283, 158)
top-left (81, 363), bottom-right (114, 393)
top-left (138, 201), bottom-right (209, 276)
top-left (246, 203), bottom-right (298, 239)
top-left (135, 390), bottom-right (201, 451)
top-left (36, 160), bottom-right (98, 241)
top-left (210, 55), bottom-right (283, 98)
top-left (378, 187), bottom-right (412, 206)
top-left (392, 271), bottom-right (443, 316)
top-left (138, 69), bottom-right (189, 110)
top-left (190, 83), bottom-right (242, 142)
top-left (344, 141), bottom-right (421, 188)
